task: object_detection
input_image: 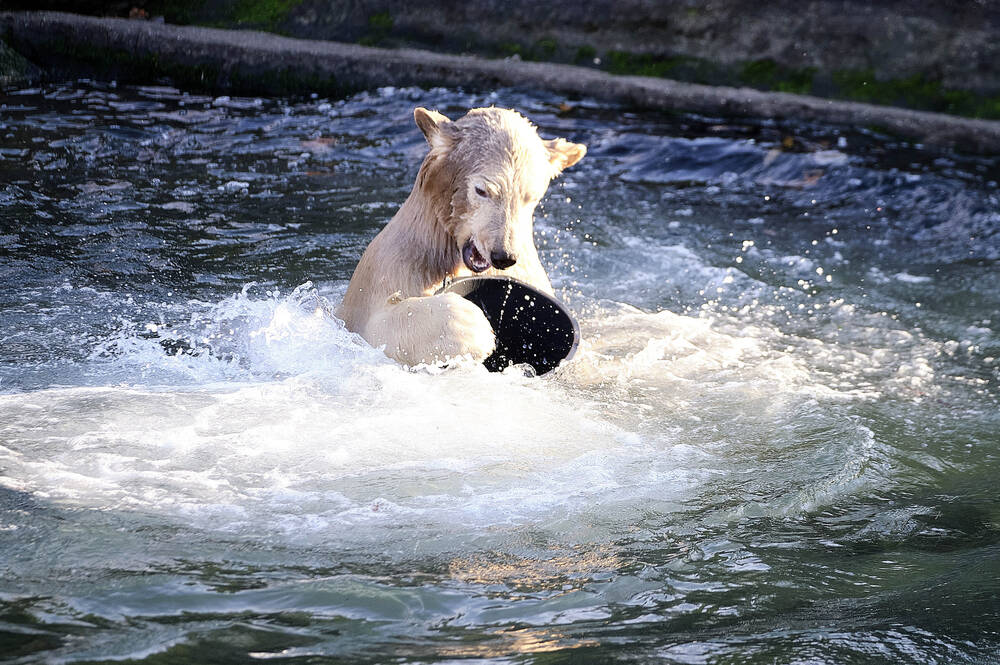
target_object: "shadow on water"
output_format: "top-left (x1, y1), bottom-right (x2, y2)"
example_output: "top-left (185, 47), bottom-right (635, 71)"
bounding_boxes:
top-left (1, 81), bottom-right (999, 663)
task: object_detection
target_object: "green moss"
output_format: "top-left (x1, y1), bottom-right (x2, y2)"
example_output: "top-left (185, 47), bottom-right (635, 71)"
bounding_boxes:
top-left (739, 58), bottom-right (778, 86)
top-left (775, 70), bottom-right (816, 95)
top-left (231, 0), bottom-right (302, 27)
top-left (574, 44), bottom-right (596, 64)
top-left (599, 50), bottom-right (1000, 119)
top-left (534, 37), bottom-right (558, 60)
top-left (832, 68), bottom-right (1000, 119)
top-left (368, 11), bottom-right (393, 31)
top-left (738, 58), bottom-right (815, 94)
top-left (499, 42), bottom-right (524, 58)
top-left (359, 11), bottom-right (394, 46)
top-left (604, 51), bottom-right (673, 76)
top-left (602, 50), bottom-right (729, 85)
top-left (978, 98), bottom-right (1000, 118)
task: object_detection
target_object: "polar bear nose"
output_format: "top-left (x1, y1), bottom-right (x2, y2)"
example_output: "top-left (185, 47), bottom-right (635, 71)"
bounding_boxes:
top-left (490, 250), bottom-right (517, 269)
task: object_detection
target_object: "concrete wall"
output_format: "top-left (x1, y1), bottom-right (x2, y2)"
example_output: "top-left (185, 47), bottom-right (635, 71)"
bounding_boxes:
top-left (4, 11), bottom-right (1000, 154)
top-left (174, 0), bottom-right (1000, 117)
top-left (284, 0), bottom-right (1000, 94)
top-left (6, 1), bottom-right (1000, 117)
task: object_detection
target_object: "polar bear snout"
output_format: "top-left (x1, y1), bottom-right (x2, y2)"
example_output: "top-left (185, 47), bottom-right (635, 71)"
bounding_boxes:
top-left (462, 236), bottom-right (518, 272)
top-left (489, 249), bottom-right (517, 270)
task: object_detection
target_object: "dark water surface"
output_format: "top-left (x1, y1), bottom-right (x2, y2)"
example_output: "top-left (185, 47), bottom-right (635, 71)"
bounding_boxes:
top-left (1, 81), bottom-right (999, 664)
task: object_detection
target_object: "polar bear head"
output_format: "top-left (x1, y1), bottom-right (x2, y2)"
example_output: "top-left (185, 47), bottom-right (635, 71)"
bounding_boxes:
top-left (413, 106), bottom-right (586, 273)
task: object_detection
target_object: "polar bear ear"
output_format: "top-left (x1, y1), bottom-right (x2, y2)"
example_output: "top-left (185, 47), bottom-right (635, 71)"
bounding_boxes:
top-left (544, 138), bottom-right (587, 176)
top-left (414, 107), bottom-right (454, 150)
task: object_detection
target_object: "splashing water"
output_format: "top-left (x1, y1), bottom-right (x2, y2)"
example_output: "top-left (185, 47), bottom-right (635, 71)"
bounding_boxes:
top-left (1, 82), bottom-right (998, 663)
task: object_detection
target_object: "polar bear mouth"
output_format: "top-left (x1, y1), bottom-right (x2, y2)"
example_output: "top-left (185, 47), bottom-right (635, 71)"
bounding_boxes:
top-left (462, 238), bottom-right (491, 273)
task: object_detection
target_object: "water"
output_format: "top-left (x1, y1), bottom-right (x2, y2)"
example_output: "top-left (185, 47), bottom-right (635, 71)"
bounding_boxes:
top-left (1, 81), bottom-right (999, 664)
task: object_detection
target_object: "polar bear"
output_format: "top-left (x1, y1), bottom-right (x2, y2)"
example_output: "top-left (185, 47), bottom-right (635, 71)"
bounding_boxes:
top-left (337, 106), bottom-right (586, 366)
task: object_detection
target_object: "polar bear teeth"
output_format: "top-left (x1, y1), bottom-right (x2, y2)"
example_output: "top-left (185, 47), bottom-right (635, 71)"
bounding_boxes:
top-left (462, 238), bottom-right (491, 273)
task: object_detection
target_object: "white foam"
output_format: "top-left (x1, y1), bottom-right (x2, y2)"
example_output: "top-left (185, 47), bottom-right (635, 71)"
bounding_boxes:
top-left (893, 272), bottom-right (933, 284)
top-left (0, 279), bottom-right (941, 554)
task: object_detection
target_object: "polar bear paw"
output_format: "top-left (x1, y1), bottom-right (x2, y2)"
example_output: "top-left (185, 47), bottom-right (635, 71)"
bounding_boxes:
top-left (371, 292), bottom-right (496, 366)
top-left (422, 292), bottom-right (496, 364)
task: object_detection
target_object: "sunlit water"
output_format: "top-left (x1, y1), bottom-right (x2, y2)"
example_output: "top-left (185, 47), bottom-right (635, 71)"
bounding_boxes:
top-left (1, 82), bottom-right (999, 664)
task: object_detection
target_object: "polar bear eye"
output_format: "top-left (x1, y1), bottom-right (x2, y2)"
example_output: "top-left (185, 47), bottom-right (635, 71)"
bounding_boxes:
top-left (474, 185), bottom-right (489, 198)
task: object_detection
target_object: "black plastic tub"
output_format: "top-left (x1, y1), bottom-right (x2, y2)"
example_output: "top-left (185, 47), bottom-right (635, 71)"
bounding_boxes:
top-left (439, 276), bottom-right (579, 375)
